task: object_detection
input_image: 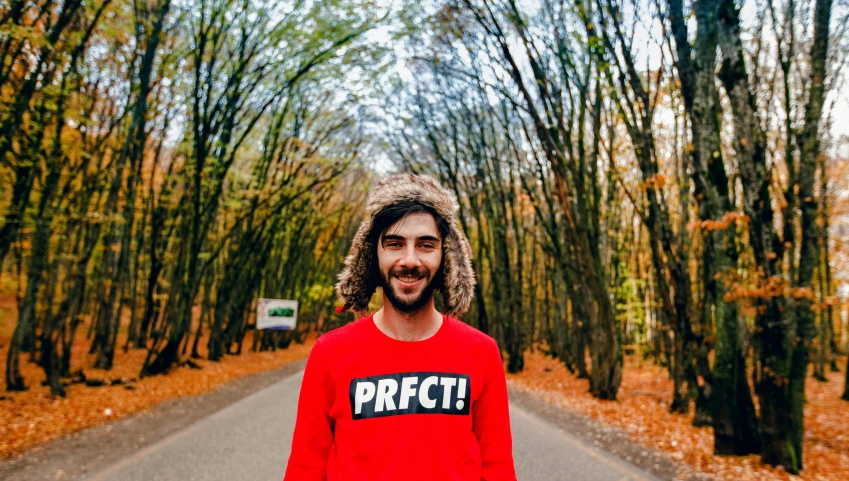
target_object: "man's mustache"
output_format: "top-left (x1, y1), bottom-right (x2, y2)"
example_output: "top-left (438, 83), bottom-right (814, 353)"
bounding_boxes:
top-left (389, 267), bottom-right (429, 278)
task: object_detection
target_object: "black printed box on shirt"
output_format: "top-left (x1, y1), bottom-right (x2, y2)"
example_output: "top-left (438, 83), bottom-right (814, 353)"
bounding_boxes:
top-left (349, 371), bottom-right (471, 420)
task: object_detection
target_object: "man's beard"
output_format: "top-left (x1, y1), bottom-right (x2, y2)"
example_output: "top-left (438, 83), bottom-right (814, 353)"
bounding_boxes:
top-left (378, 266), bottom-right (440, 314)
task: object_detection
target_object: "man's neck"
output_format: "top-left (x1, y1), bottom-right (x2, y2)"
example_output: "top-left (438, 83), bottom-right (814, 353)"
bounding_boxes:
top-left (373, 297), bottom-right (442, 342)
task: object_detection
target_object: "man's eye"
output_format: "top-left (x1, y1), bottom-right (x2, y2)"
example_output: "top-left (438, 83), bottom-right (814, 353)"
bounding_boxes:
top-left (420, 244), bottom-right (436, 249)
top-left (386, 242), bottom-right (402, 248)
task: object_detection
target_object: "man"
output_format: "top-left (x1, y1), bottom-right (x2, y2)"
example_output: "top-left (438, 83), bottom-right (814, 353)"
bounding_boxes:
top-left (283, 174), bottom-right (517, 481)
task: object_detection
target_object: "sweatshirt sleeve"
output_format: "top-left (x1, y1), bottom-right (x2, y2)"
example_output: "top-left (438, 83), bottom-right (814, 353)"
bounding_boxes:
top-left (283, 339), bottom-right (335, 481)
top-left (472, 339), bottom-right (517, 481)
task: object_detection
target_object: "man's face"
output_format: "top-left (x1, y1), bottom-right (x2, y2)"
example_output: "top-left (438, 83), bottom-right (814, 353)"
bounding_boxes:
top-left (377, 212), bottom-right (443, 313)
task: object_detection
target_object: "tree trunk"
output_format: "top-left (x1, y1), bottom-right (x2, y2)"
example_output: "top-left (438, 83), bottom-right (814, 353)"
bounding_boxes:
top-left (7, 165), bottom-right (62, 392)
top-left (842, 352), bottom-right (849, 401)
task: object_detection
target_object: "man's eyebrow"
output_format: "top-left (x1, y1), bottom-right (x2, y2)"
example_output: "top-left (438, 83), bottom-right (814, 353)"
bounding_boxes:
top-left (381, 234), bottom-right (441, 242)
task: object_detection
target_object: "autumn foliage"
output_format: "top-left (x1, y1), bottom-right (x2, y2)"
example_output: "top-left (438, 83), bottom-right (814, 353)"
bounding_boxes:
top-left (0, 299), bottom-right (315, 459)
top-left (509, 350), bottom-right (849, 481)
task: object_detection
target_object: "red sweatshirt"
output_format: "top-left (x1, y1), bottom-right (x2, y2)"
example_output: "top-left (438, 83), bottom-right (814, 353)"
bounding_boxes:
top-left (283, 313), bottom-right (517, 481)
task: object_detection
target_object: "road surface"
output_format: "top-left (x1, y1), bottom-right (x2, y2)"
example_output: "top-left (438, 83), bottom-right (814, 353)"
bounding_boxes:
top-left (81, 369), bottom-right (660, 481)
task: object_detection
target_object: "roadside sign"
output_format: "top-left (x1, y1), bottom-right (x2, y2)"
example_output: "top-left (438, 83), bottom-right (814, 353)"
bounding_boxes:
top-left (257, 298), bottom-right (298, 330)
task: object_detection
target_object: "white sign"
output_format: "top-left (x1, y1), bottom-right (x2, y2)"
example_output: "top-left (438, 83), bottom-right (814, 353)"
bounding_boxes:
top-left (256, 298), bottom-right (298, 330)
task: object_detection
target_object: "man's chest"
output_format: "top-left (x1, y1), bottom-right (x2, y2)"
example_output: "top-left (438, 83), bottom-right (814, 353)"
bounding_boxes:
top-left (327, 349), bottom-right (485, 422)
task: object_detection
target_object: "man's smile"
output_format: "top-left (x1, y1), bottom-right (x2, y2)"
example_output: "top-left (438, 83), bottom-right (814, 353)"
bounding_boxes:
top-left (394, 275), bottom-right (425, 288)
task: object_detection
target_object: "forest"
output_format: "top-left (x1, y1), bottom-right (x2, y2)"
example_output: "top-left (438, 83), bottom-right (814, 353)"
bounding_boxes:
top-left (1, 0), bottom-right (848, 476)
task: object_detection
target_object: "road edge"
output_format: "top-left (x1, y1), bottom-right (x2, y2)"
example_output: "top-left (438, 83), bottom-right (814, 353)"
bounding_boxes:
top-left (0, 358), bottom-right (308, 481)
top-left (507, 385), bottom-right (712, 481)
top-left (3, 361), bottom-right (712, 481)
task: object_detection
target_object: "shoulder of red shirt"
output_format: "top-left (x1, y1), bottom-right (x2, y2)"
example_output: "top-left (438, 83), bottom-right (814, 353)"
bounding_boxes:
top-left (316, 312), bottom-right (497, 352)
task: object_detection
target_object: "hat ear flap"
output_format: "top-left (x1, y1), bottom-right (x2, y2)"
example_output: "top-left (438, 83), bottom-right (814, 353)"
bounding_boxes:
top-left (441, 223), bottom-right (476, 317)
top-left (335, 219), bottom-right (378, 317)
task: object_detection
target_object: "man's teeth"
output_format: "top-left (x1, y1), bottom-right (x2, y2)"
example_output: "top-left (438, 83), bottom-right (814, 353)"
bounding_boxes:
top-left (397, 276), bottom-right (421, 283)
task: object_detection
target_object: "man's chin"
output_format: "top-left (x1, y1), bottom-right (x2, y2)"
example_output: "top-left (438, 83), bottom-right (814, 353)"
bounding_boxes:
top-left (380, 274), bottom-right (436, 314)
top-left (390, 301), bottom-right (429, 314)
top-left (388, 292), bottom-right (421, 307)
top-left (385, 288), bottom-right (431, 313)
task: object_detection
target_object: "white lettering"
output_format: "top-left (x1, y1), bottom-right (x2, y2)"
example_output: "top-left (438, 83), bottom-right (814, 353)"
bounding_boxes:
top-left (375, 379), bottom-right (398, 412)
top-left (354, 381), bottom-right (376, 415)
top-left (440, 377), bottom-right (457, 409)
top-left (399, 376), bottom-right (418, 409)
top-left (419, 376), bottom-right (439, 408)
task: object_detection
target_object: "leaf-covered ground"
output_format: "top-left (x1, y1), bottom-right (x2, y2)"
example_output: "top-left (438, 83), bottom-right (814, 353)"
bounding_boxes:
top-left (3, 296), bottom-right (846, 481)
top-left (0, 303), bottom-right (315, 459)
top-left (508, 350), bottom-right (848, 481)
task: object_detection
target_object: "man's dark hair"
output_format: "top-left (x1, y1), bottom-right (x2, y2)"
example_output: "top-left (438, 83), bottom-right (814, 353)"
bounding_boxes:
top-left (368, 200), bottom-right (450, 292)
top-left (369, 200), bottom-right (451, 245)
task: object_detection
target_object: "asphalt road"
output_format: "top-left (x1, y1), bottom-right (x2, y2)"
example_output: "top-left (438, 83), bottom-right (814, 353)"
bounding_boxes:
top-left (81, 369), bottom-right (660, 481)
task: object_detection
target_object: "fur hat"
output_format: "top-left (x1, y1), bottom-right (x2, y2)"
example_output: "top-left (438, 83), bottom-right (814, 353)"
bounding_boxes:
top-left (335, 173), bottom-right (476, 318)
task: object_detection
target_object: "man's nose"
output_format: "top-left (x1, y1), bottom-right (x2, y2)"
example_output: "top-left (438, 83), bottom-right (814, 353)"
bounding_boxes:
top-left (398, 245), bottom-right (421, 268)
